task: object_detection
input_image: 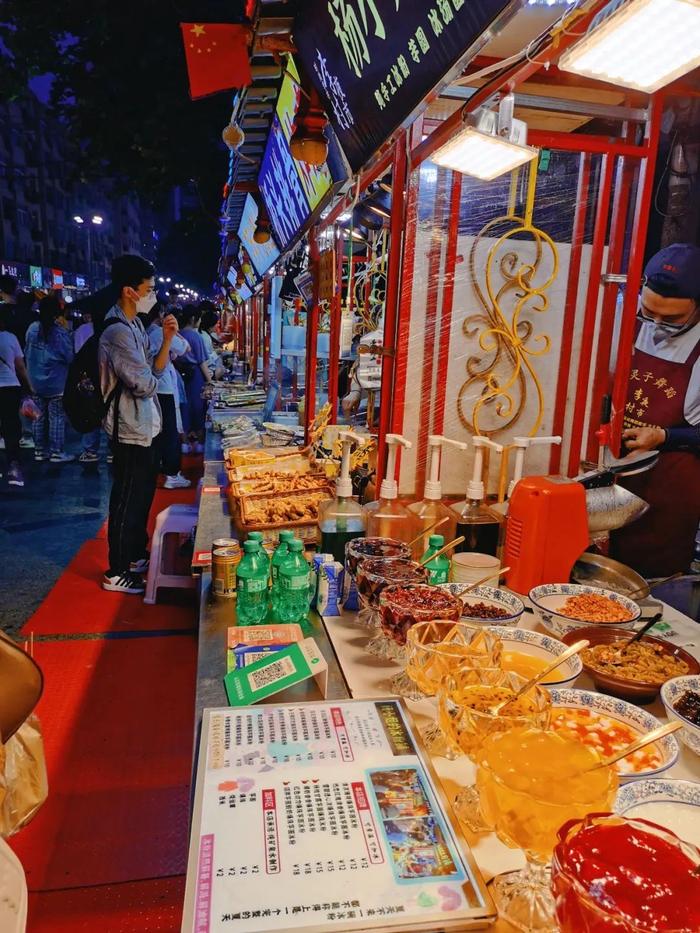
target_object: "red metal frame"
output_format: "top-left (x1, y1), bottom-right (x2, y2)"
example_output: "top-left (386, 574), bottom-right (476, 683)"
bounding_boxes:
top-left (610, 93), bottom-right (664, 451)
top-left (304, 230), bottom-right (320, 444)
top-left (586, 153), bottom-right (635, 462)
top-left (390, 122), bottom-right (423, 440)
top-left (262, 276), bottom-right (271, 386)
top-left (376, 131), bottom-right (408, 478)
top-left (549, 152), bottom-right (591, 474)
top-left (328, 232), bottom-right (342, 421)
top-left (415, 168), bottom-right (448, 496)
top-left (434, 170), bottom-right (462, 436)
top-left (566, 154), bottom-right (615, 477)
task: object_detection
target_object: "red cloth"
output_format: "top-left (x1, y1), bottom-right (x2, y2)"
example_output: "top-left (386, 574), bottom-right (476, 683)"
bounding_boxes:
top-left (180, 23), bottom-right (251, 99)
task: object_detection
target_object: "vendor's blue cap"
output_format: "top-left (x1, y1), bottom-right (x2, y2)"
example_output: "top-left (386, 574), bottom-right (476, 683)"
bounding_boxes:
top-left (644, 243), bottom-right (700, 299)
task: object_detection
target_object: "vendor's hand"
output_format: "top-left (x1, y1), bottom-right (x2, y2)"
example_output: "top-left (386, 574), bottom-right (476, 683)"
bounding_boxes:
top-left (623, 426), bottom-right (666, 452)
top-left (162, 314), bottom-right (179, 342)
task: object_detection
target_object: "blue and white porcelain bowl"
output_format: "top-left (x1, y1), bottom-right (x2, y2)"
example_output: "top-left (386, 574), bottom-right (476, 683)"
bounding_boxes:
top-left (549, 688), bottom-right (679, 782)
top-left (615, 779), bottom-right (700, 847)
top-left (661, 674), bottom-right (700, 757)
top-left (486, 626), bottom-right (582, 688)
top-left (528, 583), bottom-right (640, 638)
top-left (437, 583), bottom-right (523, 627)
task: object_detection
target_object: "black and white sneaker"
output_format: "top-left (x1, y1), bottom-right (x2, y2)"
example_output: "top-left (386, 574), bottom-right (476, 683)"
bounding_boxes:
top-left (102, 571), bottom-right (145, 594)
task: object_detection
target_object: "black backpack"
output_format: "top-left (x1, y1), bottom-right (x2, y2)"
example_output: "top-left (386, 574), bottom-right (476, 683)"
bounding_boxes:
top-left (63, 320), bottom-right (126, 433)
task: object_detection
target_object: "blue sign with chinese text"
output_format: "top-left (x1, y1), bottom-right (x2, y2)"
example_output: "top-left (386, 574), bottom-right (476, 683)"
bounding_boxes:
top-left (259, 114), bottom-right (312, 251)
top-left (294, 0), bottom-right (513, 172)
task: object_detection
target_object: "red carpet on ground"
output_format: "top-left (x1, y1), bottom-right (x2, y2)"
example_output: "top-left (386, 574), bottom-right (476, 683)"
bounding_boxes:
top-left (10, 635), bottom-right (196, 890)
top-left (28, 876), bottom-right (186, 932)
top-left (10, 455), bottom-right (203, 930)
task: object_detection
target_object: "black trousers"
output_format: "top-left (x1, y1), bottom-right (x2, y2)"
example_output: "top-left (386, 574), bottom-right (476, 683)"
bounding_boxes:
top-left (108, 434), bottom-right (161, 574)
top-left (157, 393), bottom-right (181, 476)
top-left (0, 386), bottom-right (22, 463)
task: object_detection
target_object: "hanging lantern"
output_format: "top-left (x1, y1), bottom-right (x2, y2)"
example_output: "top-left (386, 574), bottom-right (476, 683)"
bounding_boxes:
top-left (253, 198), bottom-right (272, 243)
top-left (222, 121), bottom-right (245, 151)
top-left (223, 182), bottom-right (231, 198)
top-left (242, 261), bottom-right (253, 277)
top-left (290, 86), bottom-right (328, 166)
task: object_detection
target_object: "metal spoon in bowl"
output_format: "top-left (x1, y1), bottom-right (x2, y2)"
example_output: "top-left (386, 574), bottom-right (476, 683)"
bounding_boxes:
top-left (582, 720), bottom-right (682, 773)
top-left (488, 639), bottom-right (590, 716)
top-left (615, 611), bottom-right (663, 656)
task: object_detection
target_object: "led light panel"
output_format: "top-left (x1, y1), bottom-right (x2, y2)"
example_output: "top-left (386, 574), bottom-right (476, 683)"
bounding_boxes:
top-left (432, 127), bottom-right (538, 181)
top-left (559, 0), bottom-right (700, 93)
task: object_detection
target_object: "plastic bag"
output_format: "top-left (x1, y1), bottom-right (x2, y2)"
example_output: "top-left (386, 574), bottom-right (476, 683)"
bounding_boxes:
top-left (0, 715), bottom-right (48, 837)
top-left (19, 397), bottom-right (41, 422)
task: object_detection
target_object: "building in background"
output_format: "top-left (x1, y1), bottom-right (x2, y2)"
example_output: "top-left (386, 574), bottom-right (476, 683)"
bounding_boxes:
top-left (0, 92), bottom-right (157, 293)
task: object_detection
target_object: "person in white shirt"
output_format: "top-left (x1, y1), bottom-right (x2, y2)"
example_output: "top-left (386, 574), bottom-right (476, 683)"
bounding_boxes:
top-left (148, 306), bottom-right (191, 489)
top-left (0, 304), bottom-right (33, 487)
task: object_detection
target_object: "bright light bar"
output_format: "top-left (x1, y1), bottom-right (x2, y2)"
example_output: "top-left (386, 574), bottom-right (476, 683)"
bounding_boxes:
top-left (73, 215), bottom-right (84, 224)
top-left (559, 0), bottom-right (700, 93)
top-left (432, 127), bottom-right (537, 181)
top-left (91, 215), bottom-right (104, 225)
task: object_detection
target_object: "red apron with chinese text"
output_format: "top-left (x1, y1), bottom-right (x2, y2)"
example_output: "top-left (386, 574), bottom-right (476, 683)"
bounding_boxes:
top-left (609, 332), bottom-right (700, 576)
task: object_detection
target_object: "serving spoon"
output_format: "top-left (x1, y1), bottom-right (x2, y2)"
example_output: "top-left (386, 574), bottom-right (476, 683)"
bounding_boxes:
top-left (582, 720), bottom-right (682, 772)
top-left (488, 639), bottom-right (590, 716)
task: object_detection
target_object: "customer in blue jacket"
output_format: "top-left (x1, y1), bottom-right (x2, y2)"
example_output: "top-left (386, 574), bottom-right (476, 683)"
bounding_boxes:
top-left (25, 294), bottom-right (75, 463)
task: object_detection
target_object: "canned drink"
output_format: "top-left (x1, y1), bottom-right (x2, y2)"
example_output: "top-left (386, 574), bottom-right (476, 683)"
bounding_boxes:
top-left (212, 545), bottom-right (241, 598)
top-left (213, 537), bottom-right (238, 551)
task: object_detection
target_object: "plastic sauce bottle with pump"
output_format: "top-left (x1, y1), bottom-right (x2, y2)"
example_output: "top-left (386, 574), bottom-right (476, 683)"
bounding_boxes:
top-left (449, 436), bottom-right (504, 557)
top-left (406, 434), bottom-right (467, 557)
top-left (318, 430), bottom-right (366, 562)
top-left (363, 434), bottom-right (415, 543)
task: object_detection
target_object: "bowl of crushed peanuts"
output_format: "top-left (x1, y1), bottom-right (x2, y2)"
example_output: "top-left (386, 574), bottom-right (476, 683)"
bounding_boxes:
top-left (529, 583), bottom-right (641, 639)
top-left (562, 626), bottom-right (699, 702)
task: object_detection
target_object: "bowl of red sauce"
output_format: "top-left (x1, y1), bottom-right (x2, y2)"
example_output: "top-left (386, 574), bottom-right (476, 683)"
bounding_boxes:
top-left (552, 812), bottom-right (700, 932)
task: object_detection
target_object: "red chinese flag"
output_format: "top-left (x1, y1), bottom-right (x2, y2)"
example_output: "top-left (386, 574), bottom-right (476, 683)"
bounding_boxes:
top-left (180, 23), bottom-right (251, 99)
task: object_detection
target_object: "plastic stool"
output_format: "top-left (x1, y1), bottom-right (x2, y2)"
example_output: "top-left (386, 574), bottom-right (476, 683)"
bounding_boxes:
top-left (0, 837), bottom-right (27, 933)
top-left (144, 504), bottom-right (198, 605)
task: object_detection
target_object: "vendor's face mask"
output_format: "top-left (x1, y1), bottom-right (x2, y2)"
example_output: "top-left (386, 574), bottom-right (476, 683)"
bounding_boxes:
top-left (637, 287), bottom-right (700, 336)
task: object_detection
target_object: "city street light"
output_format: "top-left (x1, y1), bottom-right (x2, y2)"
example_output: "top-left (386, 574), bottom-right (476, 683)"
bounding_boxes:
top-left (73, 212), bottom-right (107, 289)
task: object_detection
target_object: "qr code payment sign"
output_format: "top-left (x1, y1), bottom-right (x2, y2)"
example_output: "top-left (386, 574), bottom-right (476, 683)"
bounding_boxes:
top-left (247, 656), bottom-right (297, 691)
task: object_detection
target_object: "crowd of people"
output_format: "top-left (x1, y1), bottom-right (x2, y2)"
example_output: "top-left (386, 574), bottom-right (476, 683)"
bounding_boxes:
top-left (0, 256), bottom-right (223, 594)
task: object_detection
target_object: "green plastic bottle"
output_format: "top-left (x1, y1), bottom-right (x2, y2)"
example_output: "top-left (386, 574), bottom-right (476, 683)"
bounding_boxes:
top-left (247, 532), bottom-right (270, 576)
top-left (421, 534), bottom-right (450, 585)
top-left (270, 530), bottom-right (296, 620)
top-left (278, 539), bottom-right (311, 625)
top-left (236, 541), bottom-right (269, 625)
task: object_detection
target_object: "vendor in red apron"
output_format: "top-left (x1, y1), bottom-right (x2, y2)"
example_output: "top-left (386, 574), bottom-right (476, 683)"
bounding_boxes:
top-left (610, 243), bottom-right (700, 577)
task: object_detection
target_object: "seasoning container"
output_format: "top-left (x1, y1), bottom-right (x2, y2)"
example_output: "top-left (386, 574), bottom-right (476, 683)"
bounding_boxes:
top-left (212, 543), bottom-right (242, 599)
top-left (449, 436), bottom-right (504, 557)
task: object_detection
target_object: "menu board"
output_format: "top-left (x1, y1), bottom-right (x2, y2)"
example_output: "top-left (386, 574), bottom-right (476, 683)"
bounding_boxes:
top-left (183, 699), bottom-right (494, 932)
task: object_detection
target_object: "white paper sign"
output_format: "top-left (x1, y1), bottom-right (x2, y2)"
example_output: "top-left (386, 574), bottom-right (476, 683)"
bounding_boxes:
top-left (183, 699), bottom-right (494, 933)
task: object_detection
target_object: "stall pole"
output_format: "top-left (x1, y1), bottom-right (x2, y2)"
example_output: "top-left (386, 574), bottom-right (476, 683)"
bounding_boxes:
top-left (304, 229), bottom-right (320, 444)
top-left (434, 170), bottom-right (462, 435)
top-left (415, 167), bottom-right (448, 496)
top-left (262, 276), bottom-right (271, 387)
top-left (528, 132), bottom-right (648, 159)
top-left (251, 296), bottom-right (258, 383)
top-left (376, 131), bottom-right (408, 479)
top-left (586, 152), bottom-right (635, 461)
top-left (549, 152), bottom-right (591, 474)
top-left (410, 0), bottom-right (613, 170)
top-left (566, 154), bottom-right (615, 477)
top-left (390, 123), bottom-right (422, 440)
top-left (610, 93), bottom-right (664, 450)
top-left (328, 231), bottom-right (342, 421)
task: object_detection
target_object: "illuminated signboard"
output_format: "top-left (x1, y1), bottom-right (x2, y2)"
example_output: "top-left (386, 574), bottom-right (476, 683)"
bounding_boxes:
top-left (259, 114), bottom-right (312, 251)
top-left (29, 265), bottom-right (43, 289)
top-left (237, 194), bottom-right (280, 278)
top-left (294, 0), bottom-right (513, 172)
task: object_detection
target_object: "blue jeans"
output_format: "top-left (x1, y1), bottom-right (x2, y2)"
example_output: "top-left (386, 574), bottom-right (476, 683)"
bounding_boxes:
top-left (82, 427), bottom-right (102, 454)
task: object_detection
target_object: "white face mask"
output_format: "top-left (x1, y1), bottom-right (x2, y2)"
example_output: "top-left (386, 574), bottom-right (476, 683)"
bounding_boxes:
top-left (135, 291), bottom-right (157, 315)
